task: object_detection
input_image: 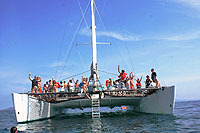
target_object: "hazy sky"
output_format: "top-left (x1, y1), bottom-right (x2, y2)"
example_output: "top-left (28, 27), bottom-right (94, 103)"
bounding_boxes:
top-left (0, 0), bottom-right (200, 109)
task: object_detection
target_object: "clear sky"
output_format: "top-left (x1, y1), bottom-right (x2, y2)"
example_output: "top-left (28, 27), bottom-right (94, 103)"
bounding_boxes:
top-left (0, 0), bottom-right (200, 109)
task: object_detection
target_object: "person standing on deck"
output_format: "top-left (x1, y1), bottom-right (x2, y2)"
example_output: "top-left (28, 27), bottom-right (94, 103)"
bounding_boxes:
top-left (86, 78), bottom-right (89, 90)
top-left (106, 80), bottom-right (109, 89)
top-left (52, 80), bottom-right (57, 92)
top-left (59, 81), bottom-right (64, 92)
top-left (155, 78), bottom-right (161, 88)
top-left (37, 76), bottom-right (42, 93)
top-left (43, 84), bottom-right (48, 93)
top-left (48, 80), bottom-right (53, 92)
top-left (125, 77), bottom-right (130, 89)
top-left (129, 72), bottom-right (135, 89)
top-left (133, 75), bottom-right (143, 88)
top-left (82, 77), bottom-right (87, 92)
top-left (63, 81), bottom-right (68, 92)
top-left (29, 73), bottom-right (40, 93)
top-left (72, 78), bottom-right (79, 92)
top-left (151, 68), bottom-right (157, 82)
top-left (108, 78), bottom-right (114, 90)
top-left (117, 65), bottom-right (127, 82)
top-left (68, 79), bottom-right (74, 92)
top-left (45, 81), bottom-right (49, 90)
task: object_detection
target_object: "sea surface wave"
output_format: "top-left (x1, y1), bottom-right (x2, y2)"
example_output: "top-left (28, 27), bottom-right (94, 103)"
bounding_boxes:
top-left (0, 100), bottom-right (200, 132)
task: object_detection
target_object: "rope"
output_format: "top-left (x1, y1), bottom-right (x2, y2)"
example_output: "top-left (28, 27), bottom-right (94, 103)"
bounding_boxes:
top-left (58, 0), bottom-right (91, 80)
top-left (95, 0), bottom-right (107, 28)
top-left (60, 70), bottom-right (90, 81)
top-left (76, 46), bottom-right (87, 70)
top-left (118, 20), bottom-right (136, 75)
top-left (77, 0), bottom-right (89, 29)
top-left (98, 69), bottom-right (118, 76)
top-left (54, 0), bottom-right (73, 79)
top-left (94, 3), bottom-right (132, 72)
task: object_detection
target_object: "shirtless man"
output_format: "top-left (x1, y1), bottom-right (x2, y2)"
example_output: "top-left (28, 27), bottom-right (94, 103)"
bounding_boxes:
top-left (82, 76), bottom-right (90, 99)
top-left (63, 81), bottom-right (68, 92)
top-left (72, 78), bottom-right (79, 92)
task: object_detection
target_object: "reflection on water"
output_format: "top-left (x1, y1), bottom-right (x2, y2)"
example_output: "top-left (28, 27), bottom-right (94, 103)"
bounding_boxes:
top-left (16, 110), bottom-right (178, 132)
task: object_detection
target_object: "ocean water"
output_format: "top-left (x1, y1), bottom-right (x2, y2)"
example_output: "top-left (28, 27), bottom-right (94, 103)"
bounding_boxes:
top-left (0, 100), bottom-right (200, 133)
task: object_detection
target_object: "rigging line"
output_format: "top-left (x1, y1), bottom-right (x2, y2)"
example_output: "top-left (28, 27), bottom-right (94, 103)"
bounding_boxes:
top-left (76, 46), bottom-right (87, 70)
top-left (98, 70), bottom-right (118, 76)
top-left (77, 0), bottom-right (89, 29)
top-left (95, 0), bottom-right (107, 28)
top-left (58, 0), bottom-right (91, 80)
top-left (118, 20), bottom-right (136, 75)
top-left (60, 70), bottom-right (90, 81)
top-left (54, 0), bottom-right (73, 79)
top-left (94, 3), bottom-right (132, 72)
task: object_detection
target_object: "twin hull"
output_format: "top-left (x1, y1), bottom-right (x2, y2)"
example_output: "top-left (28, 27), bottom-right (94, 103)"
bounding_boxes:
top-left (12, 86), bottom-right (175, 123)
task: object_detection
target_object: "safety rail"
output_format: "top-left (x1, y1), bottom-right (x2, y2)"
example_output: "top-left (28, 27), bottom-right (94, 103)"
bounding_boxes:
top-left (21, 87), bottom-right (161, 95)
top-left (20, 87), bottom-right (162, 102)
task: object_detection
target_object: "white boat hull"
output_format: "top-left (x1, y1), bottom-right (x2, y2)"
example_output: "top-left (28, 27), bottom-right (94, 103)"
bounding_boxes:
top-left (12, 86), bottom-right (175, 123)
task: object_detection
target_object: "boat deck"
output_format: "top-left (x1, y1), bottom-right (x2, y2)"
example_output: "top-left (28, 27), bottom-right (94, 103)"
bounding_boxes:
top-left (24, 87), bottom-right (161, 103)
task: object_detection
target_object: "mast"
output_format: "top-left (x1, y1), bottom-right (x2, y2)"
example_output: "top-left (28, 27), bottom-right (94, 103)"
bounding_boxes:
top-left (90, 0), bottom-right (98, 90)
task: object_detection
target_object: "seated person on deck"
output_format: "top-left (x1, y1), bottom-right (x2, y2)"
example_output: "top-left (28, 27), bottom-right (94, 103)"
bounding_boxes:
top-left (145, 75), bottom-right (152, 88)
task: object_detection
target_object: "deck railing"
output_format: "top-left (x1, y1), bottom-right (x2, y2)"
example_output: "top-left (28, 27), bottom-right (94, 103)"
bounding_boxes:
top-left (20, 87), bottom-right (163, 102)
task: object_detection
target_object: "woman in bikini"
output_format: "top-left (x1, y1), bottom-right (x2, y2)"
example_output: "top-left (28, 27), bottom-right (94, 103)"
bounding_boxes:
top-left (133, 75), bottom-right (143, 89)
top-left (72, 78), bottom-right (79, 92)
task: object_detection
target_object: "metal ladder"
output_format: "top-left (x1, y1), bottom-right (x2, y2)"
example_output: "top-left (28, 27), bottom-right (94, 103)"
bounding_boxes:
top-left (91, 96), bottom-right (100, 118)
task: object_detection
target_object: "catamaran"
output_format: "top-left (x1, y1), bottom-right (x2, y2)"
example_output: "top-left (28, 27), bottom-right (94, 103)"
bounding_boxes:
top-left (12, 0), bottom-right (175, 123)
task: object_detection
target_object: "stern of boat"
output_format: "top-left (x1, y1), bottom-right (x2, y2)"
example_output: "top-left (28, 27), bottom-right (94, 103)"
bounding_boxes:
top-left (12, 93), bottom-right (58, 123)
top-left (135, 86), bottom-right (175, 114)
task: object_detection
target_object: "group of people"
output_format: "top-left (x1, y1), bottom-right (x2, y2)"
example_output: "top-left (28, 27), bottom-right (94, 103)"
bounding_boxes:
top-left (29, 73), bottom-right (90, 94)
top-left (29, 66), bottom-right (160, 94)
top-left (105, 66), bottom-right (160, 90)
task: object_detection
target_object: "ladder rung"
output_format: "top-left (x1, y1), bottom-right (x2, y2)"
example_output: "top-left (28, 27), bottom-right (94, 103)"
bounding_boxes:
top-left (91, 97), bottom-right (100, 118)
top-left (92, 101), bottom-right (99, 103)
top-left (92, 113), bottom-right (100, 115)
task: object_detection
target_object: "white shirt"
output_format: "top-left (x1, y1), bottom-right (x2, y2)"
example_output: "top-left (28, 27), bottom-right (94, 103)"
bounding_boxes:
top-left (60, 84), bottom-right (64, 92)
top-left (69, 82), bottom-right (74, 91)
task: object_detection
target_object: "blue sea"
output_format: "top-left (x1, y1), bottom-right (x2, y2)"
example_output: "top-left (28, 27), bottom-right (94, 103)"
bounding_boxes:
top-left (0, 100), bottom-right (200, 132)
